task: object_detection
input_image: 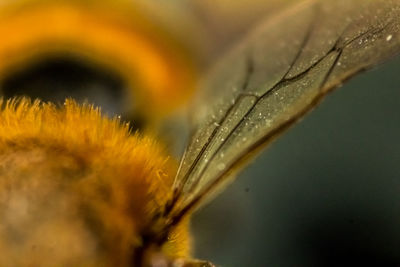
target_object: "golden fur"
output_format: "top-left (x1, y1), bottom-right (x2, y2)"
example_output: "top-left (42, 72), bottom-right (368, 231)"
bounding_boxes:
top-left (0, 98), bottom-right (189, 266)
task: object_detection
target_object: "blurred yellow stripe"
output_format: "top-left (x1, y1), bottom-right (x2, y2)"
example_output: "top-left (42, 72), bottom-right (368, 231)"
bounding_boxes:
top-left (0, 1), bottom-right (196, 118)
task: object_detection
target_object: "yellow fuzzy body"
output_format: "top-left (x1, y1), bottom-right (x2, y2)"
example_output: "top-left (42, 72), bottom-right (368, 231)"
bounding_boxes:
top-left (0, 99), bottom-right (190, 266)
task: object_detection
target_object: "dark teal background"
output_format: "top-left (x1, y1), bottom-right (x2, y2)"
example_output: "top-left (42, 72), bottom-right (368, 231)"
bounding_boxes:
top-left (193, 56), bottom-right (400, 266)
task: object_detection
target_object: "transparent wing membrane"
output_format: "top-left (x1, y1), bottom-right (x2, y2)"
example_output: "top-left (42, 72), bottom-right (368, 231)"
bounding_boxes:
top-left (167, 0), bottom-right (400, 222)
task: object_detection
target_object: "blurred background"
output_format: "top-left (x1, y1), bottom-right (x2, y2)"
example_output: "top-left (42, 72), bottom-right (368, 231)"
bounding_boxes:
top-left (193, 54), bottom-right (400, 267)
top-left (189, 2), bottom-right (400, 265)
top-left (1, 0), bottom-right (400, 266)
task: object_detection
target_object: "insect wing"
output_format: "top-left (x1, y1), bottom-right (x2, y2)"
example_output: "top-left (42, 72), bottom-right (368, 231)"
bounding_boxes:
top-left (170, 0), bottom-right (400, 218)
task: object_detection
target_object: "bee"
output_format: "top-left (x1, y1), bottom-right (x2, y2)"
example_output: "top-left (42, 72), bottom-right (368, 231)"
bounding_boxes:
top-left (0, 0), bottom-right (400, 266)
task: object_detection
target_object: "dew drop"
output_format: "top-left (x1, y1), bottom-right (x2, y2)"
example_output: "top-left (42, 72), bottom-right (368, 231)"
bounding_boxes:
top-left (217, 163), bottom-right (226, 171)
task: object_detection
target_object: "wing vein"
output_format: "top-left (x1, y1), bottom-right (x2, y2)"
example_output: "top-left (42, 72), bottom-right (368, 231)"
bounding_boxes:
top-left (182, 7), bottom-right (319, 196)
top-left (169, 55), bottom-right (256, 210)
